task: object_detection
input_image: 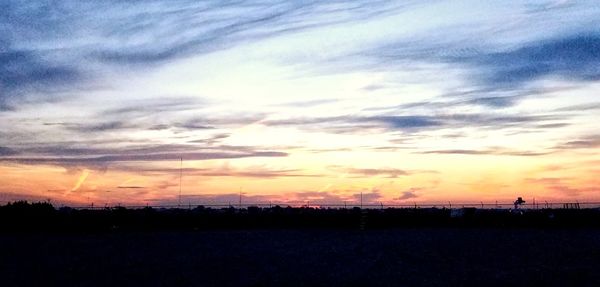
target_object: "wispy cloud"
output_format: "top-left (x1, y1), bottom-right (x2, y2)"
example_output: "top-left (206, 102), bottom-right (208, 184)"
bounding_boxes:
top-left (0, 151), bottom-right (287, 165)
top-left (0, 0), bottom-right (412, 108)
top-left (0, 147), bottom-right (18, 156)
top-left (102, 97), bottom-right (205, 117)
top-left (70, 169), bottom-right (90, 192)
top-left (117, 186), bottom-right (145, 189)
top-left (418, 148), bottom-right (553, 157)
top-left (0, 142), bottom-right (288, 168)
top-left (397, 188), bottom-right (421, 201)
top-left (262, 112), bottom-right (567, 134)
top-left (525, 177), bottom-right (597, 197)
top-left (556, 102), bottom-right (600, 112)
top-left (329, 166), bottom-right (410, 178)
top-left (555, 135), bottom-right (600, 150)
top-left (352, 188), bottom-right (383, 203)
top-left (90, 0), bottom-right (407, 65)
top-left (0, 50), bottom-right (82, 110)
top-left (466, 35), bottom-right (600, 88)
top-left (372, 26), bottom-right (600, 92)
top-left (125, 165), bottom-right (322, 179)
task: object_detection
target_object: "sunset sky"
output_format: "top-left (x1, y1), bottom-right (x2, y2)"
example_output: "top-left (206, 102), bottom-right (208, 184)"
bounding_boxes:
top-left (1, 0), bottom-right (599, 206)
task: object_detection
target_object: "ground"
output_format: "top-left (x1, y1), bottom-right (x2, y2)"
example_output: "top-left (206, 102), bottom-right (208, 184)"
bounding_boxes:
top-left (1, 228), bottom-right (599, 286)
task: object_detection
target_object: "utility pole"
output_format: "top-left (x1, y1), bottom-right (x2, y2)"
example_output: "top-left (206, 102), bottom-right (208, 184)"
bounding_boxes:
top-left (239, 188), bottom-right (242, 209)
top-left (178, 157), bottom-right (182, 207)
top-left (360, 192), bottom-right (363, 209)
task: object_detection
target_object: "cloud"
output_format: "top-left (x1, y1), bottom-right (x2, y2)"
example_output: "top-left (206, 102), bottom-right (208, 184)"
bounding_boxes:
top-left (261, 115), bottom-right (442, 134)
top-left (13, 143), bottom-right (198, 157)
top-left (1, 0), bottom-right (409, 108)
top-left (0, 49), bottom-right (81, 110)
top-left (397, 189), bottom-right (420, 201)
top-left (125, 165), bottom-right (322, 179)
top-left (262, 112), bottom-right (567, 135)
top-left (468, 35), bottom-right (600, 88)
top-left (525, 177), bottom-right (597, 197)
top-left (272, 99), bottom-right (339, 108)
top-left (70, 169), bottom-right (90, 192)
top-left (556, 102), bottom-right (600, 112)
top-left (365, 20), bottom-right (600, 115)
top-left (153, 193), bottom-right (279, 206)
top-left (3, 1), bottom-right (598, 114)
top-left (0, 151), bottom-right (287, 165)
top-left (284, 188), bottom-right (385, 205)
top-left (366, 85), bottom-right (581, 113)
top-left (418, 148), bottom-right (553, 157)
top-left (103, 97), bottom-right (205, 116)
top-left (352, 188), bottom-right (382, 203)
top-left (0, 147), bottom-right (18, 156)
top-left (556, 135), bottom-right (600, 150)
top-left (188, 133), bottom-right (230, 145)
top-left (329, 166), bottom-right (410, 178)
top-left (89, 0), bottom-right (410, 65)
top-left (292, 191), bottom-right (349, 203)
top-left (65, 121), bottom-right (133, 133)
top-left (0, 142), bottom-right (288, 168)
top-left (367, 116), bottom-right (442, 129)
top-left (469, 96), bottom-right (521, 108)
top-left (443, 114), bottom-right (564, 128)
top-left (4, 140), bottom-right (287, 160)
top-left (265, 115), bottom-right (442, 129)
top-left (178, 114), bottom-right (264, 129)
top-left (150, 187), bottom-right (387, 206)
top-left (53, 113), bottom-right (262, 135)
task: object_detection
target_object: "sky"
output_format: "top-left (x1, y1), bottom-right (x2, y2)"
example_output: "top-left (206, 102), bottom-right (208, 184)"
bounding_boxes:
top-left (1, 0), bottom-right (599, 206)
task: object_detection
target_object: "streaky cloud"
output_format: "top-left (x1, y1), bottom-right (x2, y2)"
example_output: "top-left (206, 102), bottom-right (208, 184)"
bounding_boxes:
top-left (556, 102), bottom-right (600, 112)
top-left (525, 177), bottom-right (597, 197)
top-left (329, 166), bottom-right (411, 178)
top-left (0, 150), bottom-right (287, 166)
top-left (103, 97), bottom-right (205, 116)
top-left (0, 146), bottom-right (18, 156)
top-left (397, 188), bottom-right (421, 201)
top-left (263, 112), bottom-right (568, 134)
top-left (418, 148), bottom-right (553, 157)
top-left (556, 135), bottom-right (600, 150)
top-left (0, 50), bottom-right (81, 110)
top-left (125, 166), bottom-right (322, 179)
top-left (470, 35), bottom-right (600, 88)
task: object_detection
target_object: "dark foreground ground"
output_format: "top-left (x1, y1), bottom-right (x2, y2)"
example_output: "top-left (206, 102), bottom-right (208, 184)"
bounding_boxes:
top-left (1, 228), bottom-right (600, 287)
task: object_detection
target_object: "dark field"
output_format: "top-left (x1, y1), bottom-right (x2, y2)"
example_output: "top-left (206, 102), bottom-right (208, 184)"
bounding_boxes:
top-left (1, 228), bottom-right (600, 287)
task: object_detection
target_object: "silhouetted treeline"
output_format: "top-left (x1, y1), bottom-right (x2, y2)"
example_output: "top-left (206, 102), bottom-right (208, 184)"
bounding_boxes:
top-left (2, 201), bottom-right (600, 232)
